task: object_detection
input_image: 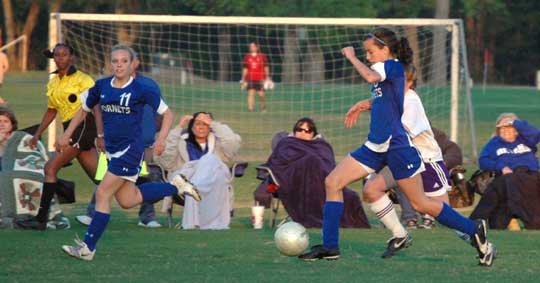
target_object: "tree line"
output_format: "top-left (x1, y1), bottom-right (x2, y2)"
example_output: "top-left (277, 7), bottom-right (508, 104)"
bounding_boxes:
top-left (1, 0), bottom-right (538, 85)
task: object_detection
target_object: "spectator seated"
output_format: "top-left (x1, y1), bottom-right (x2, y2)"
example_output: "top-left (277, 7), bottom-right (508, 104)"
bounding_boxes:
top-left (254, 118), bottom-right (370, 229)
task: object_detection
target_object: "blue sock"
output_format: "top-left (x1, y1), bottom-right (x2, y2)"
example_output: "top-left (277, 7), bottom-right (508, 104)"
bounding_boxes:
top-left (138, 182), bottom-right (178, 203)
top-left (322, 201), bottom-right (344, 249)
top-left (84, 211), bottom-right (110, 251)
top-left (435, 203), bottom-right (476, 237)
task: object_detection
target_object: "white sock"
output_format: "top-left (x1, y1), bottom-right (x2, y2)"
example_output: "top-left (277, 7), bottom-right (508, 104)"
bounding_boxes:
top-left (369, 194), bottom-right (408, 238)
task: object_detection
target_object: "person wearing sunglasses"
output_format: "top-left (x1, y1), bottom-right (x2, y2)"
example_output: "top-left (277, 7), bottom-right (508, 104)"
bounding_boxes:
top-left (156, 111), bottom-right (241, 230)
top-left (254, 117), bottom-right (370, 228)
top-left (293, 117), bottom-right (318, 141)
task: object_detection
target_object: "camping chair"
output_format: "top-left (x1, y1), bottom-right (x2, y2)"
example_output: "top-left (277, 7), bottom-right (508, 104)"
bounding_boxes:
top-left (165, 161), bottom-right (249, 228)
top-left (255, 165), bottom-right (284, 228)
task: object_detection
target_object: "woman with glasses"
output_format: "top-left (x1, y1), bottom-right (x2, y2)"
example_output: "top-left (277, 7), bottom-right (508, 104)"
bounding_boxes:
top-left (157, 111), bottom-right (241, 230)
top-left (254, 117), bottom-right (370, 228)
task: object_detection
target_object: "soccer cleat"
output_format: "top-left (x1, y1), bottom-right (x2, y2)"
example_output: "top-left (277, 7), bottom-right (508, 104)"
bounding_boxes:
top-left (75, 215), bottom-right (92, 226)
top-left (13, 218), bottom-right (46, 231)
top-left (405, 219), bottom-right (418, 229)
top-left (138, 220), bottom-right (162, 228)
top-left (472, 219), bottom-right (497, 267)
top-left (381, 234), bottom-right (413, 259)
top-left (171, 174), bottom-right (202, 202)
top-left (298, 245), bottom-right (340, 261)
top-left (62, 236), bottom-right (95, 261)
top-left (419, 217), bottom-right (435, 229)
top-left (47, 216), bottom-right (71, 230)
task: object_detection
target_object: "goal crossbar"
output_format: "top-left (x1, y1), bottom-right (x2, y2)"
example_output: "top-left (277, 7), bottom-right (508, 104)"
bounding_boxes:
top-left (52, 13), bottom-right (461, 27)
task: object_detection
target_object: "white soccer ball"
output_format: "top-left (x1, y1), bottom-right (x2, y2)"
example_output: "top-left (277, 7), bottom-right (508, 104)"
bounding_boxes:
top-left (263, 78), bottom-right (274, 90)
top-left (274, 221), bottom-right (309, 256)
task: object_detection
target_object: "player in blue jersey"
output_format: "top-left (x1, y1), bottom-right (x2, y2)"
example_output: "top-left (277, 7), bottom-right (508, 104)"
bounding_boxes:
top-left (299, 28), bottom-right (496, 267)
top-left (58, 45), bottom-right (201, 261)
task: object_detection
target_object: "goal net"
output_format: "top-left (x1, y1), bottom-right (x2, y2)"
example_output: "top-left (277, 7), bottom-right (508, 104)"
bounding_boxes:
top-left (50, 14), bottom-right (477, 162)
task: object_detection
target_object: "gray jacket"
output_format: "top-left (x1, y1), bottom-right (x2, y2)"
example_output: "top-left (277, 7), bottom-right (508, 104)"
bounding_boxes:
top-left (156, 121), bottom-right (241, 173)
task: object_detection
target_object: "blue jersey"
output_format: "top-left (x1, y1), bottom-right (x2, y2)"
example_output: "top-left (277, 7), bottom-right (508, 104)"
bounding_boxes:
top-left (82, 76), bottom-right (168, 154)
top-left (479, 120), bottom-right (540, 172)
top-left (137, 75), bottom-right (160, 148)
top-left (366, 59), bottom-right (410, 152)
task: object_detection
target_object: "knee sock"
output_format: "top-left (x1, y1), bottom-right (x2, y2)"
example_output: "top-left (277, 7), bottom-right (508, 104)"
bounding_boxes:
top-left (36, 182), bottom-right (58, 223)
top-left (138, 182), bottom-right (178, 203)
top-left (368, 194), bottom-right (408, 238)
top-left (322, 201), bottom-right (344, 249)
top-left (84, 211), bottom-right (110, 251)
top-left (435, 203), bottom-right (476, 237)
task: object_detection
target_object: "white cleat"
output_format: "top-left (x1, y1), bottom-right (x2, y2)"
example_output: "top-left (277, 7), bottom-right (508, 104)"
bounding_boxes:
top-left (62, 236), bottom-right (95, 261)
top-left (75, 215), bottom-right (92, 226)
top-left (138, 221), bottom-right (162, 228)
top-left (171, 174), bottom-right (202, 202)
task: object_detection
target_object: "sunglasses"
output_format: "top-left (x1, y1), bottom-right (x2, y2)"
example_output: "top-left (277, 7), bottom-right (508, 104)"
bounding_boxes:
top-left (295, 127), bottom-right (313, 134)
top-left (366, 32), bottom-right (387, 46)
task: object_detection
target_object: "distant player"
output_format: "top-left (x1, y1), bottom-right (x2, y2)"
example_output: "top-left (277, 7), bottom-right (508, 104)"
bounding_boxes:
top-left (241, 42), bottom-right (271, 112)
top-left (60, 45), bottom-right (201, 261)
top-left (299, 28), bottom-right (496, 267)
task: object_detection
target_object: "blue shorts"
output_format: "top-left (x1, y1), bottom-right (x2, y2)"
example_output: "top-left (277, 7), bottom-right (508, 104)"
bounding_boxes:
top-left (107, 144), bottom-right (144, 182)
top-left (350, 144), bottom-right (424, 180)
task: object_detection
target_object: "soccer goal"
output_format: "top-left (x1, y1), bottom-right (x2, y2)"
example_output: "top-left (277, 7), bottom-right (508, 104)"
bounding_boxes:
top-left (48, 13), bottom-right (477, 161)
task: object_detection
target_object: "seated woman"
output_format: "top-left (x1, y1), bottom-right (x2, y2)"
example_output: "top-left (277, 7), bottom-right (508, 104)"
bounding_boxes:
top-left (470, 113), bottom-right (540, 229)
top-left (0, 107), bottom-right (69, 229)
top-left (254, 117), bottom-right (370, 228)
top-left (157, 112), bottom-right (241, 230)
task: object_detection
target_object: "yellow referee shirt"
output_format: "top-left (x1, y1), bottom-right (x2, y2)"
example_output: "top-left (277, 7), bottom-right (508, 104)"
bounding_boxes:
top-left (46, 66), bottom-right (95, 122)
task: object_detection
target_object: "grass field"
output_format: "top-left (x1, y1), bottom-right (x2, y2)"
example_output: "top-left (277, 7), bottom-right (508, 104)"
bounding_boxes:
top-left (1, 72), bottom-right (540, 282)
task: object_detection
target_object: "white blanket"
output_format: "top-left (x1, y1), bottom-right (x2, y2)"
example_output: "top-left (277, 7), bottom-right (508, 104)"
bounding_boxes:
top-left (170, 153), bottom-right (232, 230)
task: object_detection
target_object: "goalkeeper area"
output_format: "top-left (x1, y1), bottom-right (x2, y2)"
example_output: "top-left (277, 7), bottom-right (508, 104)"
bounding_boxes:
top-left (49, 14), bottom-right (476, 160)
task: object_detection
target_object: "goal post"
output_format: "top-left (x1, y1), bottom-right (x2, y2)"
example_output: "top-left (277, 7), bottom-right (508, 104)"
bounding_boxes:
top-left (48, 13), bottom-right (477, 161)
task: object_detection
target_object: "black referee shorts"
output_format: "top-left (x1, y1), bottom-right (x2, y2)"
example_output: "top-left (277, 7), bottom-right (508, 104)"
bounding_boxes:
top-left (62, 113), bottom-right (97, 151)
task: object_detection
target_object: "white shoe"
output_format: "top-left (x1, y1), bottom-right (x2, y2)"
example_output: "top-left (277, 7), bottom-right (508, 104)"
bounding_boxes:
top-left (171, 174), bottom-right (202, 201)
top-left (138, 221), bottom-right (162, 228)
top-left (62, 236), bottom-right (95, 261)
top-left (75, 215), bottom-right (92, 226)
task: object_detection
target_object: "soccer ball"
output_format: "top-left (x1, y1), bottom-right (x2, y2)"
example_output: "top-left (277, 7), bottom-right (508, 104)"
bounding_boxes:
top-left (263, 78), bottom-right (274, 90)
top-left (274, 221), bottom-right (309, 256)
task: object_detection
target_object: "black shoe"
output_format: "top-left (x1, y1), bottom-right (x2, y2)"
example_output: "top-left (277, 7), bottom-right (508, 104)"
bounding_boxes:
top-left (14, 218), bottom-right (47, 230)
top-left (382, 234), bottom-right (412, 259)
top-left (405, 219), bottom-right (418, 229)
top-left (472, 219), bottom-right (496, 267)
top-left (419, 217), bottom-right (435, 229)
top-left (298, 245), bottom-right (340, 261)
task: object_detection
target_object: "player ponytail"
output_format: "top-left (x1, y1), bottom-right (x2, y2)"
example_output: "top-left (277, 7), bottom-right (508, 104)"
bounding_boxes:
top-left (404, 64), bottom-right (417, 90)
top-left (396, 37), bottom-right (413, 66)
top-left (367, 28), bottom-right (413, 65)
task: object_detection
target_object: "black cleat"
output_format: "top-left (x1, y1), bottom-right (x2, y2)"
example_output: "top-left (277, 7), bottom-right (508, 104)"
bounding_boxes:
top-left (14, 218), bottom-right (47, 230)
top-left (472, 219), bottom-right (497, 267)
top-left (382, 234), bottom-right (412, 258)
top-left (298, 245), bottom-right (340, 261)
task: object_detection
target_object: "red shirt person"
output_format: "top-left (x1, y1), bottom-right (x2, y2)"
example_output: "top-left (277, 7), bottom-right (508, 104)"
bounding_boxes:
top-left (242, 42), bottom-right (270, 112)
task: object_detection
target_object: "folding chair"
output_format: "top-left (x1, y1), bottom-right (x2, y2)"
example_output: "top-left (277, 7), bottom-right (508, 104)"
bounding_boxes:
top-left (255, 165), bottom-right (284, 228)
top-left (164, 161), bottom-right (249, 228)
